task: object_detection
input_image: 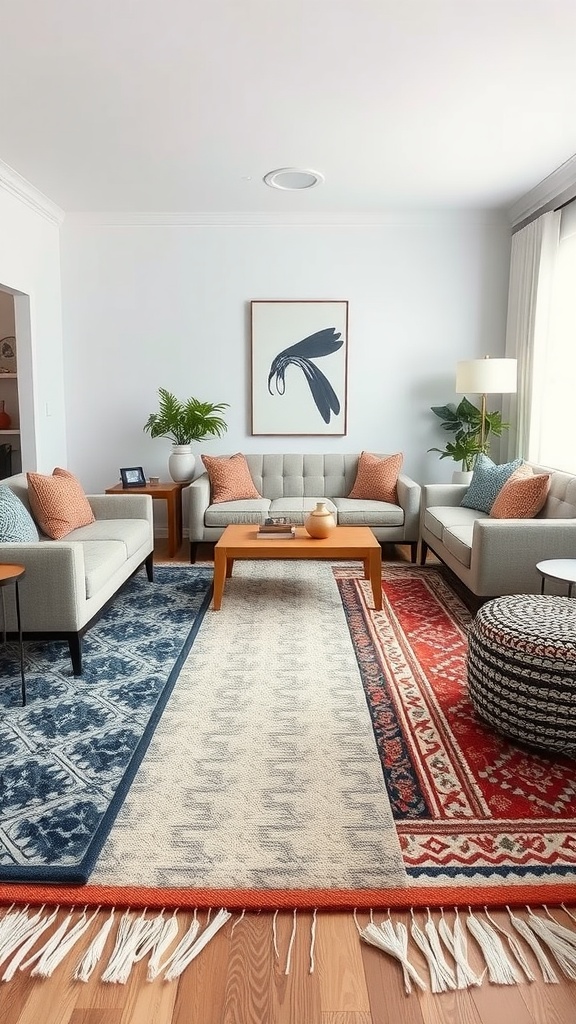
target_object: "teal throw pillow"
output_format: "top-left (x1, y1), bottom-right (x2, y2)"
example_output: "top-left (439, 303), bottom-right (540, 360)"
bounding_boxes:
top-left (460, 455), bottom-right (523, 513)
top-left (0, 485), bottom-right (39, 542)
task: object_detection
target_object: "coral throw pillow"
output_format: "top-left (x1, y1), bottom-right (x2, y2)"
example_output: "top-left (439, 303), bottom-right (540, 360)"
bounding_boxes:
top-left (348, 452), bottom-right (403, 503)
top-left (27, 467), bottom-right (95, 539)
top-left (490, 466), bottom-right (551, 519)
top-left (201, 453), bottom-right (262, 503)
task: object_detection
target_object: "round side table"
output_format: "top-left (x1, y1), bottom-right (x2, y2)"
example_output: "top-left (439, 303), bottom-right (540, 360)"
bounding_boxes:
top-left (0, 564), bottom-right (26, 705)
top-left (536, 559), bottom-right (576, 598)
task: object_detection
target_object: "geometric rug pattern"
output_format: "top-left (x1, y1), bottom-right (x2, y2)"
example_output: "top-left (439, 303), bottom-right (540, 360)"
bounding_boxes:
top-left (337, 562), bottom-right (576, 896)
top-left (0, 565), bottom-right (212, 882)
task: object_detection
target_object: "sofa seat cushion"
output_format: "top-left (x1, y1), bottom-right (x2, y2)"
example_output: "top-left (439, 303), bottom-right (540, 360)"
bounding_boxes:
top-left (424, 505), bottom-right (487, 541)
top-left (442, 524), bottom-right (475, 567)
top-left (333, 497), bottom-right (404, 527)
top-left (65, 518), bottom-right (151, 559)
top-left (268, 497), bottom-right (338, 524)
top-left (81, 541), bottom-right (127, 598)
top-left (204, 498), bottom-right (271, 527)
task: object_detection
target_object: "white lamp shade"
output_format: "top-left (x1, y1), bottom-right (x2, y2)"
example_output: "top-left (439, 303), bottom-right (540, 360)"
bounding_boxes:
top-left (456, 357), bottom-right (517, 395)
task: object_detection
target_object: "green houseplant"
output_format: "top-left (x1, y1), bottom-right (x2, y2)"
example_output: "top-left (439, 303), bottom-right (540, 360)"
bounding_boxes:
top-left (428, 397), bottom-right (509, 474)
top-left (144, 388), bottom-right (229, 482)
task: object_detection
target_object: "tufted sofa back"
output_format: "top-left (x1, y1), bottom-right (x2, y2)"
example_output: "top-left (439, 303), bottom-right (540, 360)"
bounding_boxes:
top-left (244, 453), bottom-right (366, 500)
top-left (530, 463), bottom-right (576, 519)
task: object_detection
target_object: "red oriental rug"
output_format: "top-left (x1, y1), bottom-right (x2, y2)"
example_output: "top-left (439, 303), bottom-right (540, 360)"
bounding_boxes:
top-left (1, 562), bottom-right (575, 911)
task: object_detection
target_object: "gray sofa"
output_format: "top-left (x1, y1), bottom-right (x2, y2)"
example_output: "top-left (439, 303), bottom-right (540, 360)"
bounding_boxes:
top-left (420, 462), bottom-right (576, 596)
top-left (187, 453), bottom-right (421, 562)
top-left (0, 474), bottom-right (154, 675)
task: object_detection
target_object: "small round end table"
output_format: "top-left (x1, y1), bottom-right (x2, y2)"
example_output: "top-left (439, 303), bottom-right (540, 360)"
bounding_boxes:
top-left (536, 559), bottom-right (576, 598)
top-left (0, 563), bottom-right (26, 705)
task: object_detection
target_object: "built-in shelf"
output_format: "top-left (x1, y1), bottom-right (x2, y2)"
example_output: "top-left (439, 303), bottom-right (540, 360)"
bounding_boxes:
top-left (0, 429), bottom-right (20, 435)
top-left (0, 373), bottom-right (17, 380)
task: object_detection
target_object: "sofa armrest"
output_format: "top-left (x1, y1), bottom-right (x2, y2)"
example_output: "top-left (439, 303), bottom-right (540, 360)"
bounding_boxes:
top-left (0, 542), bottom-right (86, 630)
top-left (396, 474), bottom-right (421, 541)
top-left (471, 517), bottom-right (576, 594)
top-left (186, 473), bottom-right (211, 542)
top-left (422, 483), bottom-right (469, 508)
top-left (87, 494), bottom-right (153, 525)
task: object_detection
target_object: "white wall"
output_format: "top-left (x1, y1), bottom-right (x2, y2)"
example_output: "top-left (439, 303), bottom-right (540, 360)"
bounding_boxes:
top-left (60, 212), bottom-right (511, 496)
top-left (0, 185), bottom-right (66, 471)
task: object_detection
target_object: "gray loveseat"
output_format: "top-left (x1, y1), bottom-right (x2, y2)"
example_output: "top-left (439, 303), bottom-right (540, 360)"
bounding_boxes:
top-left (420, 462), bottom-right (576, 596)
top-left (0, 474), bottom-right (154, 675)
top-left (187, 453), bottom-right (421, 562)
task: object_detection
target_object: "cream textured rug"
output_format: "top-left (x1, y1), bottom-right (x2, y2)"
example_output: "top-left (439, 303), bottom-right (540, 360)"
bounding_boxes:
top-left (91, 560), bottom-right (407, 890)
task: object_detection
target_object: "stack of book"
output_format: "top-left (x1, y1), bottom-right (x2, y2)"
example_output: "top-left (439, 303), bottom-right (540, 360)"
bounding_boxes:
top-left (256, 520), bottom-right (297, 539)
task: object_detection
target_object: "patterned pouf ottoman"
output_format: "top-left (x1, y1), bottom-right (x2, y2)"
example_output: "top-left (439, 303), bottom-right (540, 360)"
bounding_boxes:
top-left (467, 594), bottom-right (576, 754)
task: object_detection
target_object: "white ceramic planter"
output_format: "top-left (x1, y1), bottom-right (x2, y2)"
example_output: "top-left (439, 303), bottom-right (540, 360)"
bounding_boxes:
top-left (452, 469), bottom-right (473, 485)
top-left (168, 445), bottom-right (196, 482)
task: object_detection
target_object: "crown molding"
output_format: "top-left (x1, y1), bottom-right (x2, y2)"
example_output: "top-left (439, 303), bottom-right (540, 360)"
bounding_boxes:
top-left (63, 208), bottom-right (507, 228)
top-left (508, 152), bottom-right (576, 228)
top-left (0, 159), bottom-right (65, 226)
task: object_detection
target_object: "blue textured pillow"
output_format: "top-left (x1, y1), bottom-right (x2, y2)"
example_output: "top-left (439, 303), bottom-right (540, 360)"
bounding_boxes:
top-left (0, 485), bottom-right (39, 542)
top-left (460, 455), bottom-right (523, 513)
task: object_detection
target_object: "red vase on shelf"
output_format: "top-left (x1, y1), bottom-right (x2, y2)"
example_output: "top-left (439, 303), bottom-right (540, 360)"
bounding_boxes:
top-left (0, 401), bottom-right (12, 429)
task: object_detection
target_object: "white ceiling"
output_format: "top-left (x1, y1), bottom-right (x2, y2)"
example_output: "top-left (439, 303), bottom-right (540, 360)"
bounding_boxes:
top-left (2, 0), bottom-right (576, 214)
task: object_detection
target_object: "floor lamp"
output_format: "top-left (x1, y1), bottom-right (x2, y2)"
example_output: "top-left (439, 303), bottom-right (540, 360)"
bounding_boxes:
top-left (455, 357), bottom-right (517, 449)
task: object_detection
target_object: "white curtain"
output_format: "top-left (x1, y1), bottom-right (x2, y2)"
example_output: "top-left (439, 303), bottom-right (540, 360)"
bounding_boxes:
top-left (501, 210), bottom-right (560, 462)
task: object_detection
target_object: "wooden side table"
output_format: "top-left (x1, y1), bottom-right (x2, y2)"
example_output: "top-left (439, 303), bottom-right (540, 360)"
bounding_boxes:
top-left (105, 481), bottom-right (185, 557)
top-left (0, 563), bottom-right (26, 705)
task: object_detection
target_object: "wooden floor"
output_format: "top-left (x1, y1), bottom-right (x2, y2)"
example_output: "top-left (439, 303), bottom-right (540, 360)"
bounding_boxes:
top-left (2, 539), bottom-right (576, 1023)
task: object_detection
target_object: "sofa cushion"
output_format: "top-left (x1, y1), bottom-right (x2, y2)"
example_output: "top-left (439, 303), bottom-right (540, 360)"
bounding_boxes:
top-left (65, 518), bottom-right (151, 558)
top-left (82, 541), bottom-right (128, 599)
top-left (27, 467), bottom-right (95, 539)
top-left (204, 499), bottom-right (270, 527)
top-left (424, 505), bottom-right (487, 541)
top-left (348, 451), bottom-right (403, 503)
top-left (333, 497), bottom-right (404, 527)
top-left (460, 455), bottom-right (523, 513)
top-left (0, 485), bottom-right (39, 542)
top-left (490, 466), bottom-right (551, 519)
top-left (202, 453), bottom-right (262, 502)
top-left (442, 524), bottom-right (475, 568)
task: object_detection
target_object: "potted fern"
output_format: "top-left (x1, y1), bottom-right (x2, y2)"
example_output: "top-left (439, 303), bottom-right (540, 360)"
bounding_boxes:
top-left (428, 398), bottom-right (509, 482)
top-left (144, 388), bottom-right (229, 481)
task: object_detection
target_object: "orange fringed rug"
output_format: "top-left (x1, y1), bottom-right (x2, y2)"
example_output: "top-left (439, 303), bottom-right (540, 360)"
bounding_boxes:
top-left (2, 563), bottom-right (576, 912)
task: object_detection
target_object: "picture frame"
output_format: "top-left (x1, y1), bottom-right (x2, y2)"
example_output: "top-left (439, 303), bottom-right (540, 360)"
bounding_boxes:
top-left (119, 466), bottom-right (146, 488)
top-left (251, 300), bottom-right (348, 436)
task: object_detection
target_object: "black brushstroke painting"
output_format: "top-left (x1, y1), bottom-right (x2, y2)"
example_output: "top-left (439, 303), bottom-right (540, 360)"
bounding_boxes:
top-left (267, 328), bottom-right (343, 424)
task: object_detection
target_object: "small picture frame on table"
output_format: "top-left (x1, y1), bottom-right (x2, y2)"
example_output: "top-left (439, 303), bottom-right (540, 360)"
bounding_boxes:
top-left (119, 466), bottom-right (146, 488)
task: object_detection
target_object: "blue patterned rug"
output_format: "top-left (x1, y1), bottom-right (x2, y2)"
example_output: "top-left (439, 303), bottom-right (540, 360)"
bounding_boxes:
top-left (0, 565), bottom-right (212, 884)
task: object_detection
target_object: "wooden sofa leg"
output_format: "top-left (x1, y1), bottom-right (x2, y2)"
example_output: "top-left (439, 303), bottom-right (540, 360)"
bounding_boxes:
top-left (420, 540), bottom-right (428, 565)
top-left (190, 542), bottom-right (198, 564)
top-left (410, 542), bottom-right (418, 564)
top-left (145, 552), bottom-right (154, 581)
top-left (69, 635), bottom-right (82, 676)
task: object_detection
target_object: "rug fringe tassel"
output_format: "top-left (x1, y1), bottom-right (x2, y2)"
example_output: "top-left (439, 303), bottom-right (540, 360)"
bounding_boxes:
top-left (146, 911), bottom-right (180, 981)
top-left (74, 909), bottom-right (116, 982)
top-left (164, 908), bottom-right (231, 981)
top-left (526, 908), bottom-right (576, 980)
top-left (506, 907), bottom-right (558, 984)
top-left (29, 907), bottom-right (99, 978)
top-left (466, 909), bottom-right (523, 985)
top-left (438, 909), bottom-right (484, 989)
top-left (359, 913), bottom-right (427, 994)
top-left (411, 909), bottom-right (457, 993)
top-left (2, 908), bottom-right (59, 982)
top-left (0, 905), bottom-right (47, 970)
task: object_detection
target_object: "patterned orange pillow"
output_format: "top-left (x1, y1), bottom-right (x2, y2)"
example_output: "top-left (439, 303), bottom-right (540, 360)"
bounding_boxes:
top-left (27, 467), bottom-right (95, 539)
top-left (348, 452), bottom-right (403, 503)
top-left (201, 453), bottom-right (262, 503)
top-left (489, 466), bottom-right (551, 519)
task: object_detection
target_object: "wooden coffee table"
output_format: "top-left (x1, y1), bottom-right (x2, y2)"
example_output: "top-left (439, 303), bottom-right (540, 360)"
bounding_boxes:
top-left (212, 525), bottom-right (382, 611)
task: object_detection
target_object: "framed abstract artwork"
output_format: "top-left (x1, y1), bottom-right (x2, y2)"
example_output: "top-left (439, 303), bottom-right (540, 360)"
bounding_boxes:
top-left (251, 300), bottom-right (348, 436)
